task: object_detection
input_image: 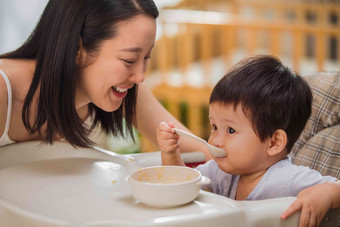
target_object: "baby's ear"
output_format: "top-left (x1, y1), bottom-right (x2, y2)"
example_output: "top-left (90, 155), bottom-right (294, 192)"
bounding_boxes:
top-left (267, 129), bottom-right (287, 156)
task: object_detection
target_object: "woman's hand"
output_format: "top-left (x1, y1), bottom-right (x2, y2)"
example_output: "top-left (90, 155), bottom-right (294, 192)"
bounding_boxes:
top-left (281, 182), bottom-right (336, 227)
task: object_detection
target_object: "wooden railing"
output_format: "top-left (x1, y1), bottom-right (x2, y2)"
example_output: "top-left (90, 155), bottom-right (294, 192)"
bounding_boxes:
top-left (140, 0), bottom-right (340, 152)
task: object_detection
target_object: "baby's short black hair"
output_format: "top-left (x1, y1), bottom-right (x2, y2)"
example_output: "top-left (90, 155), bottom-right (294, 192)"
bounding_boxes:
top-left (210, 55), bottom-right (312, 153)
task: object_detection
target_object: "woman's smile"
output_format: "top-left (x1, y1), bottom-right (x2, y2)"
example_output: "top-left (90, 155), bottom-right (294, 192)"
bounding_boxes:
top-left (112, 86), bottom-right (128, 98)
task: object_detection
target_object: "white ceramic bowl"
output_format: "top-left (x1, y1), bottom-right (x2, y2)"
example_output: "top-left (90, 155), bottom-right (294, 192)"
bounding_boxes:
top-left (128, 165), bottom-right (210, 208)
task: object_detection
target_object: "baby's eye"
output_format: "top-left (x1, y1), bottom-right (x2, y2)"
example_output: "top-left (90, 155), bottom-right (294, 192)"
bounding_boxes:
top-left (144, 56), bottom-right (151, 60)
top-left (226, 127), bottom-right (235, 134)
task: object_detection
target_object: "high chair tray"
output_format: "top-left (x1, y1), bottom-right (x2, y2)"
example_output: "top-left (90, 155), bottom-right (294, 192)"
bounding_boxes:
top-left (0, 141), bottom-right (298, 227)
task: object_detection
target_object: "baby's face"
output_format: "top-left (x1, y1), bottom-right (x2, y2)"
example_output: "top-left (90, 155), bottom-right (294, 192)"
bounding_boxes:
top-left (208, 103), bottom-right (272, 175)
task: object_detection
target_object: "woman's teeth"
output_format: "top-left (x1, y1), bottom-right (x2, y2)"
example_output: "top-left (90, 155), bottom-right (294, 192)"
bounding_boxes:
top-left (114, 87), bottom-right (128, 93)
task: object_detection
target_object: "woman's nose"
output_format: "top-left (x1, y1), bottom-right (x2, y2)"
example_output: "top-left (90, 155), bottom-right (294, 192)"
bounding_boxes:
top-left (130, 62), bottom-right (145, 84)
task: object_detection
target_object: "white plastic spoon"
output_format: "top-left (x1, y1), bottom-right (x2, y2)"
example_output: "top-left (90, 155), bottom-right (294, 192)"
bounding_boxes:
top-left (91, 146), bottom-right (139, 173)
top-left (173, 128), bottom-right (226, 158)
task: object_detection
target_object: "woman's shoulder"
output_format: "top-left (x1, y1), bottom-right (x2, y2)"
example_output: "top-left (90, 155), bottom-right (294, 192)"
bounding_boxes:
top-left (0, 63), bottom-right (11, 106)
top-left (0, 58), bottom-right (35, 74)
top-left (0, 66), bottom-right (10, 138)
top-left (0, 59), bottom-right (35, 99)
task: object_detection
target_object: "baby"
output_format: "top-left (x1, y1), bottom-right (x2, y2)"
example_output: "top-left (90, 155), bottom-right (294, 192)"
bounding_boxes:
top-left (157, 55), bottom-right (340, 227)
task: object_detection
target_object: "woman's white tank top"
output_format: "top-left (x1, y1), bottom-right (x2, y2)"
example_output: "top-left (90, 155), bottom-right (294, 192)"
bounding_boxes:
top-left (0, 69), bottom-right (15, 146)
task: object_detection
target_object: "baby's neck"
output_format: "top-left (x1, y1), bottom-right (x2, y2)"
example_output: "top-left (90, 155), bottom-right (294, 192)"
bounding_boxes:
top-left (236, 168), bottom-right (268, 200)
top-left (235, 156), bottom-right (287, 200)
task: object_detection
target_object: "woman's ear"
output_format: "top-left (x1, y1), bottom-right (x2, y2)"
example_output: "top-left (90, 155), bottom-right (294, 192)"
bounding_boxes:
top-left (267, 129), bottom-right (287, 156)
top-left (76, 38), bottom-right (83, 65)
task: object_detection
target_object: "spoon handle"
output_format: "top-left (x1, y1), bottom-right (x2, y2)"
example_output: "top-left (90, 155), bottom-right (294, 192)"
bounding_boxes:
top-left (173, 128), bottom-right (226, 158)
top-left (91, 146), bottom-right (138, 173)
top-left (173, 128), bottom-right (207, 144)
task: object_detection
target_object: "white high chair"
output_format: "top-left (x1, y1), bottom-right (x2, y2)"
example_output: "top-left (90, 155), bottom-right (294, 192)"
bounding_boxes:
top-left (0, 141), bottom-right (301, 227)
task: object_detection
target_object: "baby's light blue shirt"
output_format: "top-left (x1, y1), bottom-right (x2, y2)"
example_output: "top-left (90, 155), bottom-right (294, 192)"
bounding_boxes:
top-left (196, 158), bottom-right (337, 200)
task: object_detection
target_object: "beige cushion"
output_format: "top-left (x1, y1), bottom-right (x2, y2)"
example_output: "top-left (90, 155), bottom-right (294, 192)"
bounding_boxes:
top-left (291, 72), bottom-right (340, 178)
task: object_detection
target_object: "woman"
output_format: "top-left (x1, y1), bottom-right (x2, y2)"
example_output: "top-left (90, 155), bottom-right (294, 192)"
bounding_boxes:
top-left (0, 0), bottom-right (210, 158)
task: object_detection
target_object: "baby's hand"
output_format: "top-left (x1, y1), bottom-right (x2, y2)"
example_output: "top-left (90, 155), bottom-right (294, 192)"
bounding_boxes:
top-left (156, 122), bottom-right (180, 154)
top-left (281, 183), bottom-right (333, 227)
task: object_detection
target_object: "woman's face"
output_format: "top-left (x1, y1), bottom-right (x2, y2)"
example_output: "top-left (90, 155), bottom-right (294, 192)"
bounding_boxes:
top-left (76, 15), bottom-right (156, 112)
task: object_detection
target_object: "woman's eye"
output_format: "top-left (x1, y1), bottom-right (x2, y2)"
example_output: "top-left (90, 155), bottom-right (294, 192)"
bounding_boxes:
top-left (211, 124), bottom-right (217, 131)
top-left (226, 127), bottom-right (235, 134)
top-left (123, 59), bottom-right (135, 64)
top-left (144, 56), bottom-right (151, 60)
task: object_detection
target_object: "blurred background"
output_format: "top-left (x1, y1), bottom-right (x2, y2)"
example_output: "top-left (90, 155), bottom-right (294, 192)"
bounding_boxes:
top-left (1, 0), bottom-right (339, 153)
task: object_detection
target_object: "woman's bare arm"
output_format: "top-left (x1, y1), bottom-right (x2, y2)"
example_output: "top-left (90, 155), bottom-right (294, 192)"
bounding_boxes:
top-left (135, 82), bottom-right (210, 159)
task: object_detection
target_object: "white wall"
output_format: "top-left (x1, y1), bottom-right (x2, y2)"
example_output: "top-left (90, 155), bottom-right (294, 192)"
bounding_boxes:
top-left (0, 0), bottom-right (48, 54)
top-left (0, 0), bottom-right (180, 54)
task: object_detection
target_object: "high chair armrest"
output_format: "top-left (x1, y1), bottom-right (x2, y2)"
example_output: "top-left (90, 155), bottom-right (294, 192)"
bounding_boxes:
top-left (320, 208), bottom-right (340, 227)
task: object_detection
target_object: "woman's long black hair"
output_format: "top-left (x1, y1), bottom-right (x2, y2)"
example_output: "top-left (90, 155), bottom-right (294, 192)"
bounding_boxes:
top-left (0, 0), bottom-right (159, 147)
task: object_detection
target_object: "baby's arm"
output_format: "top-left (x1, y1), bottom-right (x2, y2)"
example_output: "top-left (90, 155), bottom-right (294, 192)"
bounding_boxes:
top-left (156, 122), bottom-right (185, 166)
top-left (281, 180), bottom-right (340, 227)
